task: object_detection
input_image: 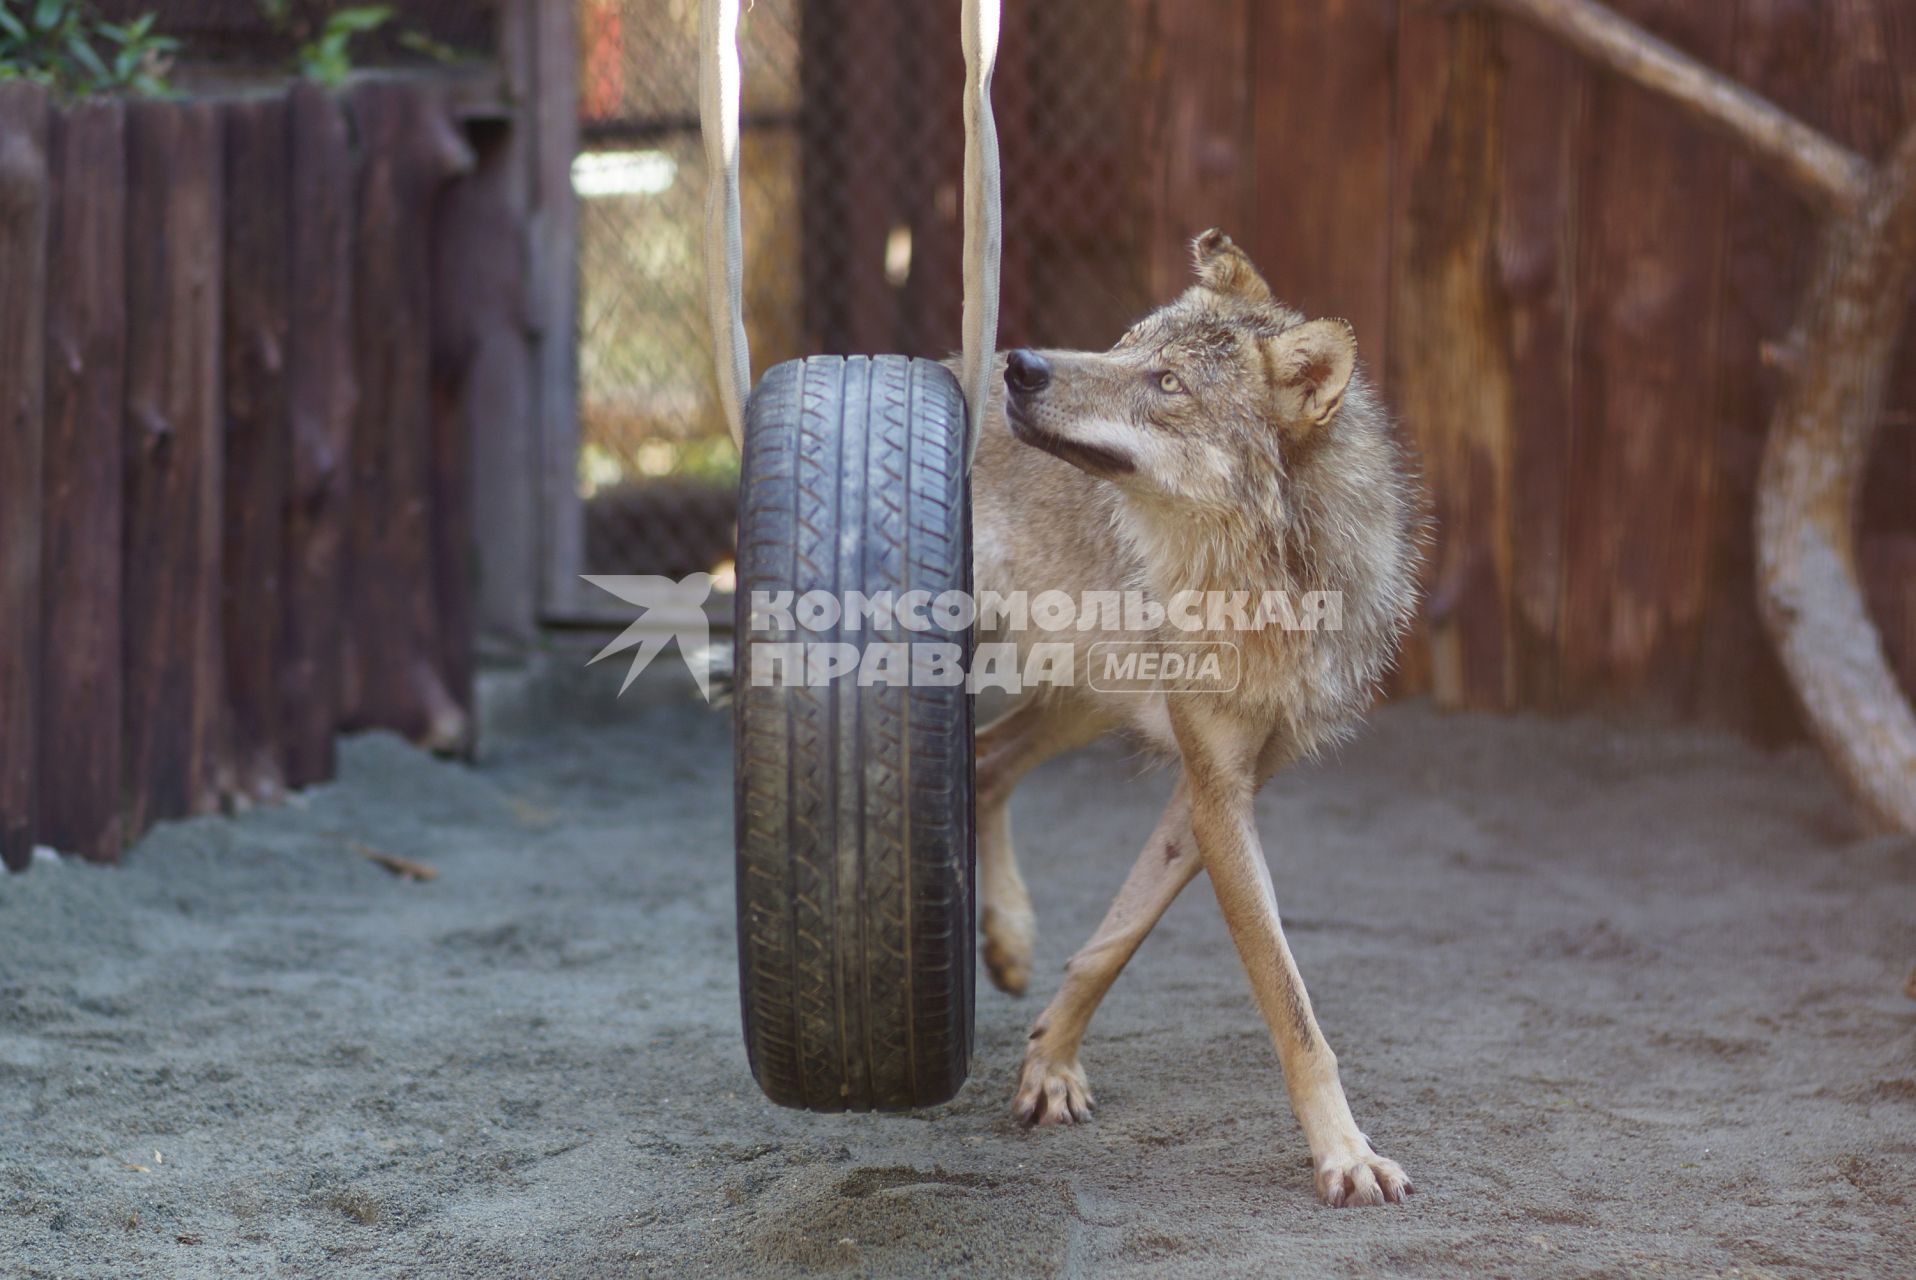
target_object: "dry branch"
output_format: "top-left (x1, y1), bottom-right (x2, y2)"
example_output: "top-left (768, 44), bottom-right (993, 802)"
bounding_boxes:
top-left (1478, 0), bottom-right (1870, 213)
top-left (352, 841), bottom-right (439, 882)
top-left (1755, 128), bottom-right (1916, 833)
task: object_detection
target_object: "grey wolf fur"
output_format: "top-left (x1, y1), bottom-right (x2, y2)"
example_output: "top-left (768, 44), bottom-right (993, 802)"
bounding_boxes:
top-left (969, 230), bottom-right (1422, 1207)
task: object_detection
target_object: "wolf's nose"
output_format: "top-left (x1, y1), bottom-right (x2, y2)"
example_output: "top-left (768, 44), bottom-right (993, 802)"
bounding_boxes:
top-left (1005, 349), bottom-right (1051, 396)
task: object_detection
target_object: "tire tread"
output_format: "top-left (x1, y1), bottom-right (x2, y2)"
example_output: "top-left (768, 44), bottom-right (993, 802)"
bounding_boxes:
top-left (735, 354), bottom-right (973, 1111)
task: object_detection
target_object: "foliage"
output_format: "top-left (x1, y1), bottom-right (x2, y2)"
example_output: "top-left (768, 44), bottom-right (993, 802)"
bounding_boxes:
top-left (295, 5), bottom-right (391, 87)
top-left (0, 1), bottom-right (177, 96)
top-left (396, 28), bottom-right (459, 66)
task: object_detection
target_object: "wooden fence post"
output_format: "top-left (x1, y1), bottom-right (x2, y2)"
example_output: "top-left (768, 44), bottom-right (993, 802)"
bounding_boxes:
top-left (346, 82), bottom-right (473, 751)
top-left (39, 99), bottom-right (126, 863)
top-left (0, 84), bottom-right (49, 872)
top-left (124, 98), bottom-right (227, 836)
top-left (529, 0), bottom-right (583, 619)
top-left (223, 96), bottom-right (293, 806)
top-left (1130, 0), bottom-right (1253, 305)
top-left (1496, 23), bottom-right (1585, 714)
top-left (1388, 7), bottom-right (1516, 711)
top-left (282, 84), bottom-right (356, 789)
top-left (433, 119), bottom-right (529, 729)
top-left (1248, 0), bottom-right (1398, 395)
top-left (472, 0), bottom-right (555, 646)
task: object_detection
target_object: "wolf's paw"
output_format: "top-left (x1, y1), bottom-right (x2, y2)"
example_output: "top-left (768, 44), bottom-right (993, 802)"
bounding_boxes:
top-left (981, 905), bottom-right (1035, 996)
top-left (1315, 1143), bottom-right (1413, 1207)
top-left (1013, 1053), bottom-right (1094, 1126)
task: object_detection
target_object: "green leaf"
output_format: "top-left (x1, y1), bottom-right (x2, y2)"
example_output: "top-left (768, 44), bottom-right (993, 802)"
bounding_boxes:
top-left (298, 34), bottom-right (352, 89)
top-left (398, 30), bottom-right (459, 64)
top-left (63, 29), bottom-right (105, 81)
top-left (0, 10), bottom-right (27, 42)
top-left (32, 1), bottom-right (65, 34)
top-left (326, 6), bottom-right (392, 36)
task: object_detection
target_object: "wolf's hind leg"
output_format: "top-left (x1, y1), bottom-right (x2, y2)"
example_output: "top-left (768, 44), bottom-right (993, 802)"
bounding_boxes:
top-left (975, 698), bottom-right (1105, 996)
top-left (976, 802), bottom-right (1035, 996)
top-left (1015, 781), bottom-right (1199, 1125)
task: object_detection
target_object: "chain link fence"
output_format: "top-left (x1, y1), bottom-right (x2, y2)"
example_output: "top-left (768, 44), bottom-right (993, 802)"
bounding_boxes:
top-left (576, 0), bottom-right (1150, 581)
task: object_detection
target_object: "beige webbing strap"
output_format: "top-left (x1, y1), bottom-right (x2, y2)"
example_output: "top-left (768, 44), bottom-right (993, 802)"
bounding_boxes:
top-left (960, 0), bottom-right (1002, 467)
top-left (699, 0), bottom-right (749, 448)
top-left (700, 0), bottom-right (1002, 466)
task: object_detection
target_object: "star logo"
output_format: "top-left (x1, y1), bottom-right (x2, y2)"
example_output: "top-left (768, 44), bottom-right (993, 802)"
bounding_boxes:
top-left (581, 573), bottom-right (717, 700)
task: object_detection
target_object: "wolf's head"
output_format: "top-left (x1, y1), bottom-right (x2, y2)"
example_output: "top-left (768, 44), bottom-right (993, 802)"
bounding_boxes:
top-left (1001, 229), bottom-right (1363, 516)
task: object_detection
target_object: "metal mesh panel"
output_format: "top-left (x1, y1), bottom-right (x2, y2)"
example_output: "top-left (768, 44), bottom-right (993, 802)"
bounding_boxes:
top-left (576, 0), bottom-right (1149, 580)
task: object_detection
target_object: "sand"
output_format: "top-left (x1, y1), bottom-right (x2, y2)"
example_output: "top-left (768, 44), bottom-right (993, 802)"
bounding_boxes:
top-left (2, 667), bottom-right (1913, 1278)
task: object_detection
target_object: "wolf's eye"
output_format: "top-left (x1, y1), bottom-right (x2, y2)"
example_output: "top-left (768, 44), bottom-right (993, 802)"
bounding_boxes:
top-left (1157, 372), bottom-right (1184, 394)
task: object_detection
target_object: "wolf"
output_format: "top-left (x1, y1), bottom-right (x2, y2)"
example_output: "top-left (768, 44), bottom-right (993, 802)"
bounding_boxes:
top-left (969, 230), bottom-right (1423, 1207)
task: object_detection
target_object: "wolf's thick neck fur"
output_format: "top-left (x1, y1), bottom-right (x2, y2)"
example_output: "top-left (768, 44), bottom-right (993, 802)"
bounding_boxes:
top-left (1115, 370), bottom-right (1421, 750)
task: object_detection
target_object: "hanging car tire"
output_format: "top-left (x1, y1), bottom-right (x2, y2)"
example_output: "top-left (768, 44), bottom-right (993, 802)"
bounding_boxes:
top-left (733, 355), bottom-right (976, 1112)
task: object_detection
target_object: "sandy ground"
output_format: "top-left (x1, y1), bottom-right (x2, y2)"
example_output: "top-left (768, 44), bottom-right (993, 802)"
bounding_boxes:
top-left (2, 667), bottom-right (1914, 1278)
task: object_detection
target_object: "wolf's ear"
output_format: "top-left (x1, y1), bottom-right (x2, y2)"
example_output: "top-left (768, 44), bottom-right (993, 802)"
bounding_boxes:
top-left (1264, 318), bottom-right (1356, 433)
top-left (1191, 228), bottom-right (1273, 304)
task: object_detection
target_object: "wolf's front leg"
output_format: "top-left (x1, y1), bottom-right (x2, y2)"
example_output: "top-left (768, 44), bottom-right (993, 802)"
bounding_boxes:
top-left (1015, 780), bottom-right (1199, 1124)
top-left (1174, 707), bottom-right (1412, 1207)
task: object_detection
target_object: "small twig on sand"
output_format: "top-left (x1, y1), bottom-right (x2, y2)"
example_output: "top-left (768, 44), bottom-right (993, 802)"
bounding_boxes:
top-left (351, 841), bottom-right (438, 882)
top-left (1904, 962), bottom-right (1915, 1003)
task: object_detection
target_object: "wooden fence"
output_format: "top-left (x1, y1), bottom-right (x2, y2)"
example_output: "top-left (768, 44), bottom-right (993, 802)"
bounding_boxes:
top-left (0, 77), bottom-right (506, 869)
top-left (1137, 0), bottom-right (1916, 738)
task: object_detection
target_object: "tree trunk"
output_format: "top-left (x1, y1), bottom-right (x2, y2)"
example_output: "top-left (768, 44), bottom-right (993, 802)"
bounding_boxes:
top-left (1755, 128), bottom-right (1916, 834)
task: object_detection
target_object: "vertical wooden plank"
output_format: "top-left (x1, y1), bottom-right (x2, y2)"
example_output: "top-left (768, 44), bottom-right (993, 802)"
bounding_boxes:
top-left (1558, 0), bottom-right (1736, 709)
top-left (1497, 24), bottom-right (1587, 712)
top-left (1695, 0), bottom-right (1827, 738)
top-left (1388, 7), bottom-right (1514, 710)
top-left (1247, 0), bottom-right (1397, 386)
top-left (39, 99), bottom-right (126, 862)
top-left (223, 96), bottom-right (292, 806)
top-left (345, 83), bottom-right (473, 751)
top-left (470, 2), bottom-right (542, 651)
top-left (282, 84), bottom-right (355, 789)
top-left (0, 84), bottom-right (49, 872)
top-left (1247, 0), bottom-right (1406, 692)
top-left (1132, 0), bottom-right (1253, 302)
top-left (432, 121), bottom-right (524, 751)
top-left (530, 0), bottom-right (584, 620)
top-left (123, 99), bottom-right (226, 837)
